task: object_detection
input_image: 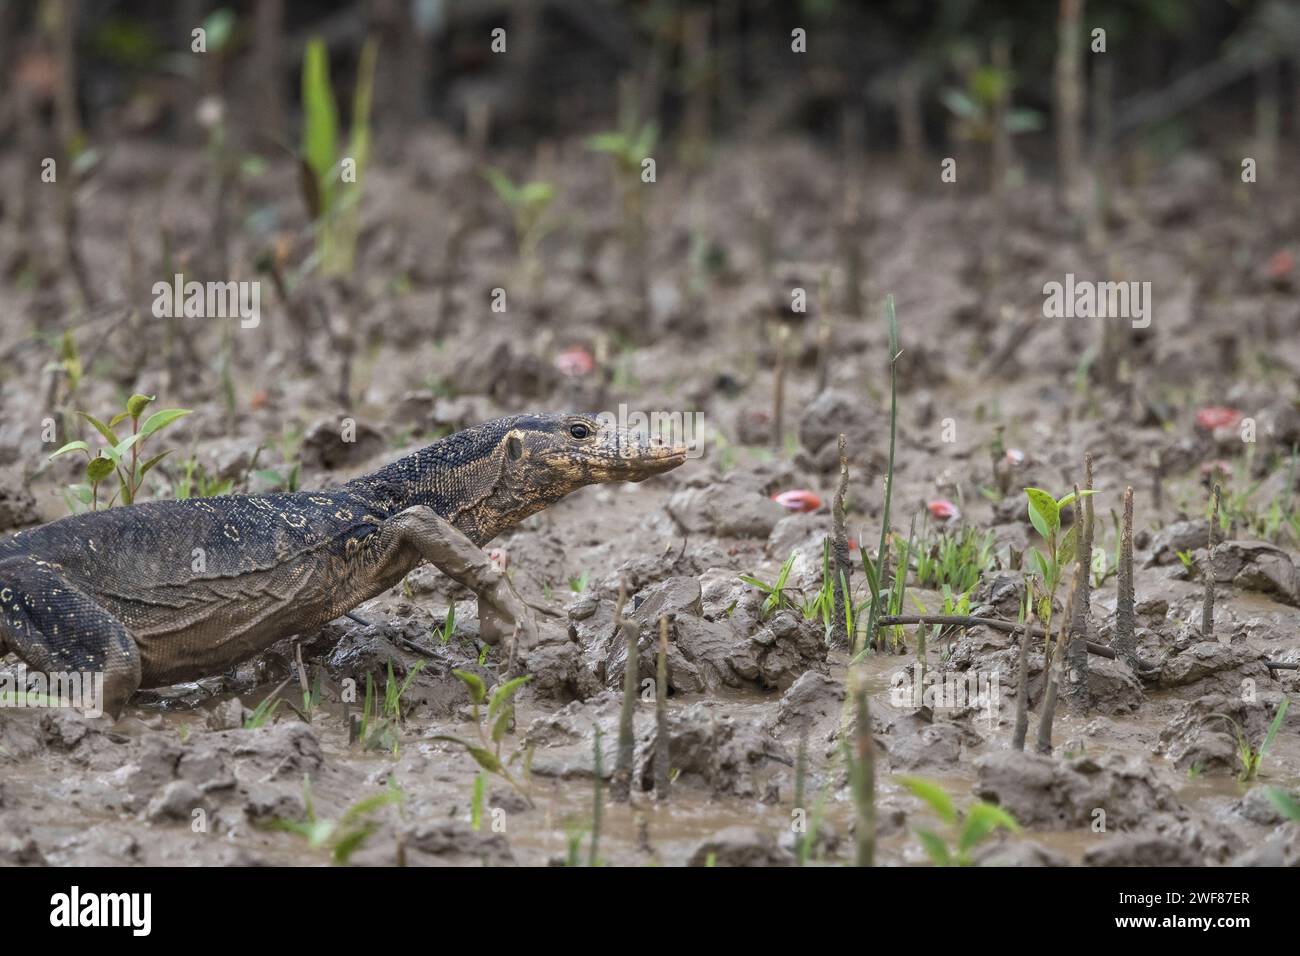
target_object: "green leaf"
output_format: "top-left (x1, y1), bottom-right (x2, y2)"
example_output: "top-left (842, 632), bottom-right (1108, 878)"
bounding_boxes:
top-left (1024, 488), bottom-right (1059, 538)
top-left (49, 440), bottom-right (90, 461)
top-left (940, 87), bottom-right (979, 120)
top-left (301, 37), bottom-right (338, 215)
top-left (1056, 489), bottom-right (1097, 511)
top-left (1057, 523), bottom-right (1079, 567)
top-left (338, 788), bottom-right (403, 825)
top-left (138, 450), bottom-right (172, 479)
top-left (633, 121), bottom-right (658, 157)
top-left (491, 708), bottom-right (513, 744)
top-left (431, 736), bottom-right (502, 773)
top-left (138, 408), bottom-right (191, 440)
top-left (899, 775), bottom-right (958, 825)
top-left (331, 824), bottom-right (377, 864)
top-left (79, 412), bottom-right (120, 446)
top-left (126, 393), bottom-right (155, 420)
top-left (85, 457), bottom-right (115, 483)
top-left (346, 37), bottom-right (377, 191)
top-left (451, 669), bottom-right (487, 705)
top-left (297, 155), bottom-right (322, 220)
top-left (586, 132), bottom-right (627, 155)
top-left (518, 182), bottom-right (555, 208)
top-left (110, 433), bottom-right (142, 461)
top-left (1265, 787), bottom-right (1300, 822)
top-left (738, 574), bottom-right (774, 595)
top-left (488, 675), bottom-right (532, 725)
top-left (958, 802), bottom-right (1021, 855)
top-left (483, 168), bottom-right (519, 207)
top-left (914, 828), bottom-right (953, 866)
top-left (1260, 697), bottom-right (1290, 759)
top-left (202, 8), bottom-right (236, 53)
top-left (1031, 547), bottom-right (1051, 583)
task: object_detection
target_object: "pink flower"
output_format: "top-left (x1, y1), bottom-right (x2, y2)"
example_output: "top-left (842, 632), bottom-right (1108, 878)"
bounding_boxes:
top-left (1195, 406), bottom-right (1242, 432)
top-left (554, 346), bottom-right (595, 377)
top-left (927, 499), bottom-right (960, 521)
top-left (771, 489), bottom-right (822, 513)
top-left (1267, 249), bottom-right (1294, 284)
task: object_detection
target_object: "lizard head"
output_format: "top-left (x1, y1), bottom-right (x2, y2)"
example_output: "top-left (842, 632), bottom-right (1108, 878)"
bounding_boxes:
top-left (504, 413), bottom-right (689, 490)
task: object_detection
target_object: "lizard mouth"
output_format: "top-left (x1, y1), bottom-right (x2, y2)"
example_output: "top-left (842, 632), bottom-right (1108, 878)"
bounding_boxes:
top-left (629, 443), bottom-right (689, 479)
top-left (599, 435), bottom-right (690, 481)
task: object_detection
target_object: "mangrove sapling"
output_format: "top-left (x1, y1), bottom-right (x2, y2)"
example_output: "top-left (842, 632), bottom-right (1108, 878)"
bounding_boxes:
top-left (1113, 487), bottom-right (1138, 669)
top-left (1011, 605), bottom-right (1033, 752)
top-left (587, 118), bottom-right (658, 321)
top-left (612, 578), bottom-right (639, 803)
top-left (739, 553), bottom-right (800, 620)
top-left (859, 295), bottom-right (903, 658)
top-left (438, 603), bottom-right (457, 644)
top-left (590, 725), bottom-right (605, 866)
top-left (353, 662), bottom-right (427, 755)
top-left (1203, 484), bottom-right (1221, 638)
top-left (1036, 564), bottom-right (1083, 755)
top-left (294, 643), bottom-right (322, 724)
top-left (244, 679), bottom-right (292, 729)
top-left (1207, 697), bottom-right (1291, 784)
top-left (654, 616), bottom-right (671, 801)
top-left (173, 456), bottom-right (234, 499)
top-left (271, 775), bottom-right (404, 865)
top-left (1065, 462), bottom-right (1095, 713)
top-left (1023, 484), bottom-right (1097, 635)
top-left (299, 36), bottom-right (377, 278)
top-left (433, 670), bottom-right (534, 805)
top-left (483, 167), bottom-right (557, 297)
top-left (831, 434), bottom-right (853, 645)
top-left (898, 776), bottom-right (1021, 867)
top-left (49, 394), bottom-right (191, 512)
top-left (848, 674), bottom-right (876, 867)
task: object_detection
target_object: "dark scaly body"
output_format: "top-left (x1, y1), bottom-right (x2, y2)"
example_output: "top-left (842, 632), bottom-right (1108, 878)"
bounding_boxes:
top-left (0, 414), bottom-right (686, 713)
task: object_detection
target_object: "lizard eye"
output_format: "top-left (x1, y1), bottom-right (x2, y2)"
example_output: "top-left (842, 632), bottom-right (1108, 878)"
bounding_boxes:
top-left (569, 423), bottom-right (590, 440)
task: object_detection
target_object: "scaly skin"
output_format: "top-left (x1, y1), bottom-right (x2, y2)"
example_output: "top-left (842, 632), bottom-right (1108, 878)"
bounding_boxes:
top-left (0, 413), bottom-right (687, 716)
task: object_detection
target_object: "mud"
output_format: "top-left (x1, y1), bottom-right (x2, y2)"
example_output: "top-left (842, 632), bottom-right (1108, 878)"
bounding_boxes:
top-left (2, 126), bottom-right (1299, 866)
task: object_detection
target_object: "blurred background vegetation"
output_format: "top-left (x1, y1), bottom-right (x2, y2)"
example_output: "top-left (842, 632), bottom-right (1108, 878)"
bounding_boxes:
top-left (2, 0), bottom-right (1297, 163)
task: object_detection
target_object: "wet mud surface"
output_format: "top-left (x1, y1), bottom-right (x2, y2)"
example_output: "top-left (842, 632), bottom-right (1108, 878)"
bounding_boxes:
top-left (2, 133), bottom-right (1299, 866)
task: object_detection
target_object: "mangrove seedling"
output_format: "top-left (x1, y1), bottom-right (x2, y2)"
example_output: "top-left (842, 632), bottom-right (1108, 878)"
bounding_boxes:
top-left (740, 553), bottom-right (799, 620)
top-left (271, 775), bottom-right (404, 865)
top-left (898, 775), bottom-right (1021, 866)
top-left (1023, 485), bottom-right (1097, 631)
top-left (1207, 697), bottom-right (1291, 783)
top-left (49, 393), bottom-right (191, 512)
top-left (483, 167), bottom-right (556, 290)
top-left (433, 670), bottom-right (534, 806)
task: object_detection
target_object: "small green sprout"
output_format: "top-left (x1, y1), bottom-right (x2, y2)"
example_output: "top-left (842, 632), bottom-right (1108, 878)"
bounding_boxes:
top-left (899, 775), bottom-right (1021, 866)
top-left (433, 671), bottom-right (534, 807)
top-left (1207, 697), bottom-right (1290, 783)
top-left (49, 393), bottom-right (191, 511)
